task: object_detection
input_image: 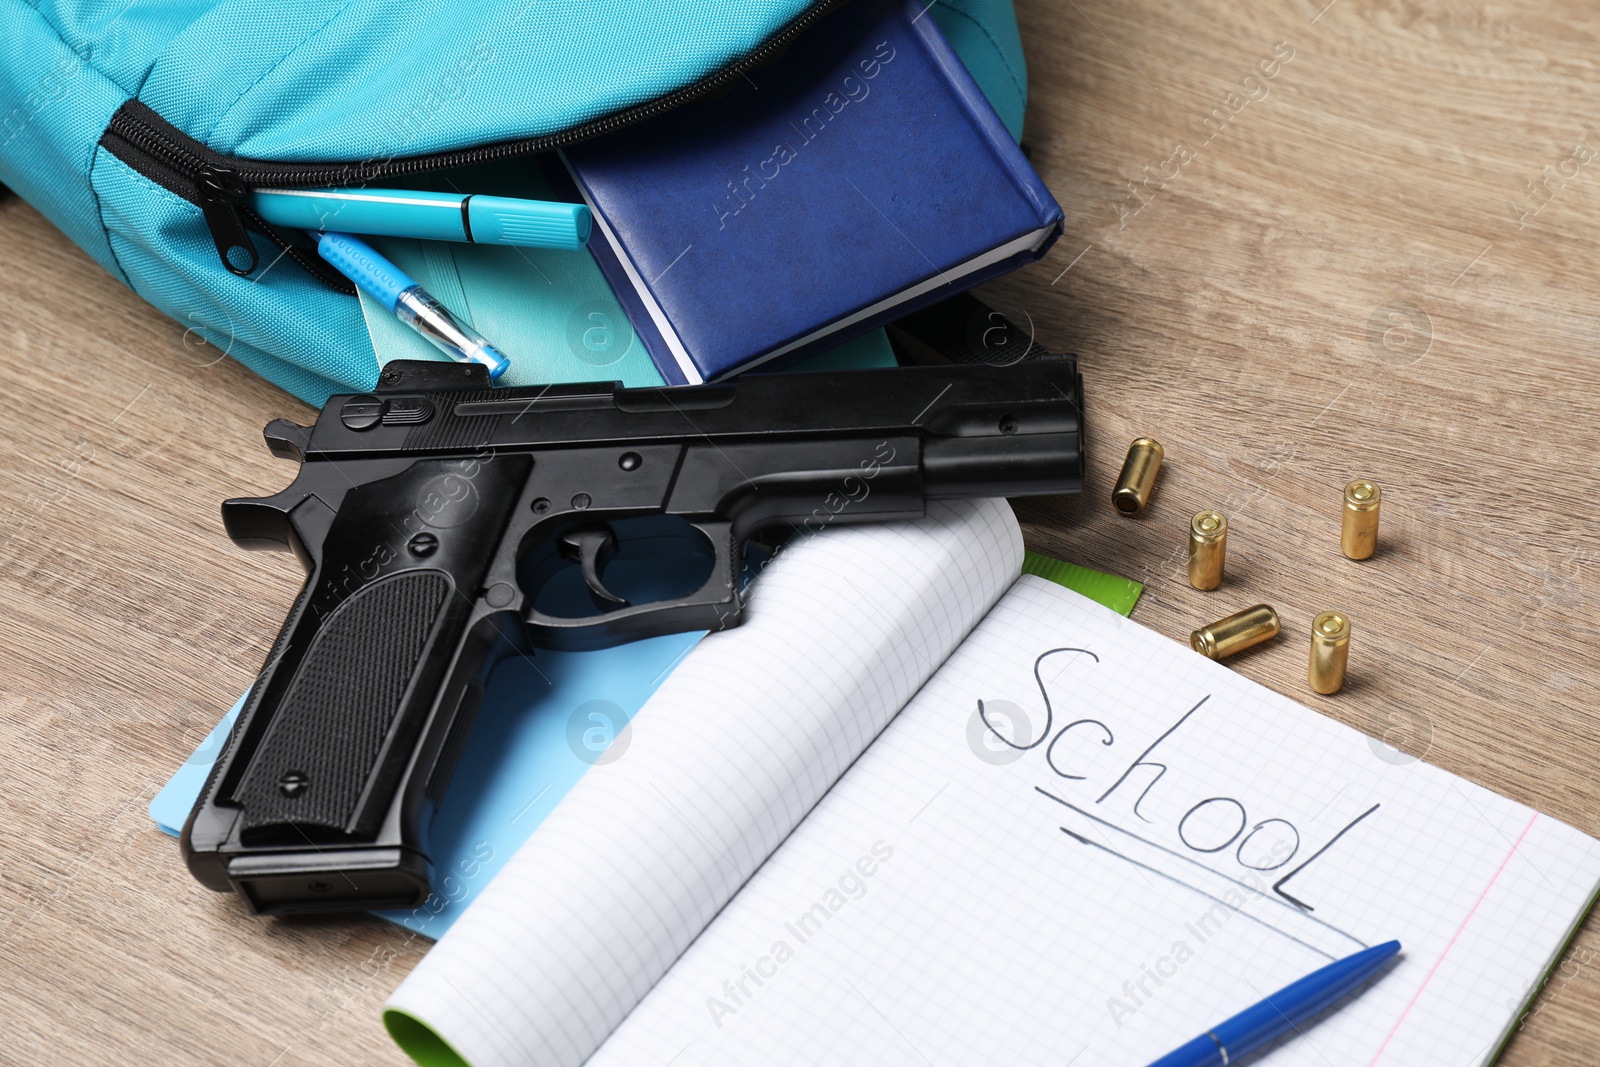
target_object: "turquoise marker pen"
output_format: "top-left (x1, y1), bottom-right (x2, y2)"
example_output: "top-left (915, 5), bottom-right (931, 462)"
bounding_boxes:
top-left (255, 188), bottom-right (590, 249)
top-left (315, 231), bottom-right (511, 380)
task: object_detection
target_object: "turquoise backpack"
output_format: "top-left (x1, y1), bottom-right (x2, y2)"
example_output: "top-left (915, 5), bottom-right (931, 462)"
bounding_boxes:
top-left (2, 0), bottom-right (1030, 405)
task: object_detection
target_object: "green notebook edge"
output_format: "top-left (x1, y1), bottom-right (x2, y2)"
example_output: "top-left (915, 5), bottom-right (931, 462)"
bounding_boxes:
top-left (1021, 551), bottom-right (1143, 617)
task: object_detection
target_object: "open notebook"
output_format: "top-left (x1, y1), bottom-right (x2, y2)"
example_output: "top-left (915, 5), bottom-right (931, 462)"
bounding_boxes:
top-left (385, 499), bottom-right (1600, 1067)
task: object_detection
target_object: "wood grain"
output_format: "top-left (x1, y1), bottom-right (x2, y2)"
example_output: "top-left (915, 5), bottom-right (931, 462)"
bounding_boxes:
top-left (1, 0), bottom-right (1597, 1061)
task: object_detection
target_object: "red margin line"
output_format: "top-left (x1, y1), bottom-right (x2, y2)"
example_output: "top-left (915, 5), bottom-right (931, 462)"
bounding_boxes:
top-left (1366, 812), bottom-right (1539, 1066)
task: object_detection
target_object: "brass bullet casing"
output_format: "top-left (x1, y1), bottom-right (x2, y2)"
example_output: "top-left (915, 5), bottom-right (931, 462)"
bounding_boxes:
top-left (1187, 510), bottom-right (1227, 590)
top-left (1308, 611), bottom-right (1351, 694)
top-left (1341, 480), bottom-right (1381, 560)
top-left (1113, 437), bottom-right (1164, 515)
top-left (1191, 604), bottom-right (1281, 660)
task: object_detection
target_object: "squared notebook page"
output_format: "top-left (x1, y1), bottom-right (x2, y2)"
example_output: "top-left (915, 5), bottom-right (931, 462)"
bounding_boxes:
top-left (385, 498), bottom-right (1022, 1067)
top-left (588, 577), bottom-right (1600, 1066)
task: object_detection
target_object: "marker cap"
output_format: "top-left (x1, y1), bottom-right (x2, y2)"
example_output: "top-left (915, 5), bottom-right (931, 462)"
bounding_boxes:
top-left (467, 197), bottom-right (591, 249)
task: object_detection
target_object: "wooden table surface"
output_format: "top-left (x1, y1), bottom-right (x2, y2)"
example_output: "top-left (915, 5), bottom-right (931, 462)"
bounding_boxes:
top-left (3, 0), bottom-right (1598, 1062)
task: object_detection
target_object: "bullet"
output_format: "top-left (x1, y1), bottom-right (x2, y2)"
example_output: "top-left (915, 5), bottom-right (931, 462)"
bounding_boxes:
top-left (1191, 604), bottom-right (1280, 660)
top-left (1308, 610), bottom-right (1351, 694)
top-left (1187, 510), bottom-right (1227, 590)
top-left (1341, 480), bottom-right (1381, 560)
top-left (1113, 437), bottom-right (1163, 515)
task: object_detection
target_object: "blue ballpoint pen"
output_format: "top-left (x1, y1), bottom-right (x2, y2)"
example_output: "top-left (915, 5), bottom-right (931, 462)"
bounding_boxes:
top-left (1147, 940), bottom-right (1402, 1067)
top-left (313, 230), bottom-right (511, 380)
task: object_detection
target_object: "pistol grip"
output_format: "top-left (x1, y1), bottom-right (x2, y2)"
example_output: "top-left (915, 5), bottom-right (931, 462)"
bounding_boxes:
top-left (232, 569), bottom-right (455, 841)
top-left (184, 454), bottom-right (530, 912)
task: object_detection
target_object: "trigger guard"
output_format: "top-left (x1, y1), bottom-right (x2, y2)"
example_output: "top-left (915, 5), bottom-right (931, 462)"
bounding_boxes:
top-left (521, 520), bottom-right (742, 652)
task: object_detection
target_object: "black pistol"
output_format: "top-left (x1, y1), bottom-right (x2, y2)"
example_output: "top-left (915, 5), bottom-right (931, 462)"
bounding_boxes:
top-left (182, 357), bottom-right (1085, 914)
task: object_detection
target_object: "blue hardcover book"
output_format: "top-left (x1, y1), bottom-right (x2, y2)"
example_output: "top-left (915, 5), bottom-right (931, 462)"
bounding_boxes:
top-left (562, 0), bottom-right (1063, 385)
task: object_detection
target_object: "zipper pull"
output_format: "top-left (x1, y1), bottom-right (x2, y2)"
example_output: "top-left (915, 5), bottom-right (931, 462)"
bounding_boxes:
top-left (195, 165), bottom-right (258, 276)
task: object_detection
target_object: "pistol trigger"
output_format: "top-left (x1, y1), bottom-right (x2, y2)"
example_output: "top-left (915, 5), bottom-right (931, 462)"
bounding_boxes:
top-left (558, 524), bottom-right (630, 608)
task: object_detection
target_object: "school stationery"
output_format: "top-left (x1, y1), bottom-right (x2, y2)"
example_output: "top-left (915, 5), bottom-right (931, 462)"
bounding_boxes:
top-left (8, 0), bottom-right (1030, 405)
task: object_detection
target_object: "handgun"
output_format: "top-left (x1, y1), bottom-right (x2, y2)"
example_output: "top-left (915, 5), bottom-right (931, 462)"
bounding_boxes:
top-left (181, 356), bottom-right (1086, 914)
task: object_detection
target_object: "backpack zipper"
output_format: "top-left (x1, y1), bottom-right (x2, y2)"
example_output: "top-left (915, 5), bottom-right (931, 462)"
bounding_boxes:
top-left (102, 102), bottom-right (361, 291)
top-left (99, 0), bottom-right (846, 289)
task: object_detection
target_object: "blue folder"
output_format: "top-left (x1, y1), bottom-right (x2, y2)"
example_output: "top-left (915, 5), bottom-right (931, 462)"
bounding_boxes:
top-left (563, 0), bottom-right (1063, 385)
